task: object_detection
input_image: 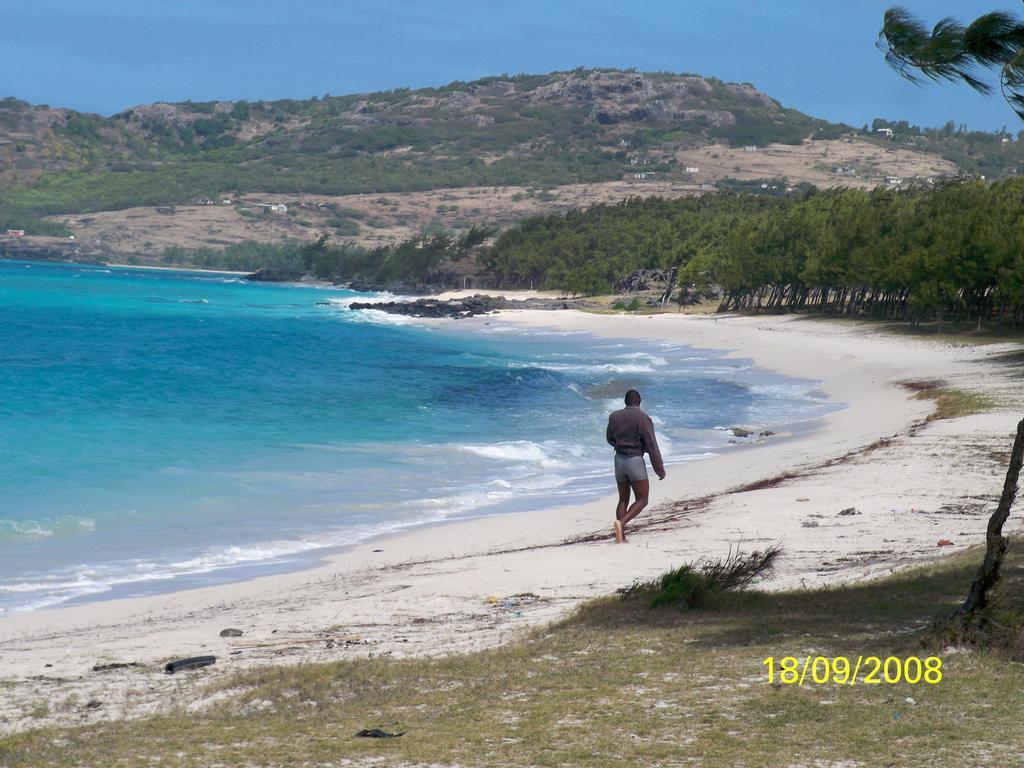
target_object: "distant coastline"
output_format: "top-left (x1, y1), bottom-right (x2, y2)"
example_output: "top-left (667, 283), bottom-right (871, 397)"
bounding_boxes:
top-left (102, 262), bottom-right (250, 275)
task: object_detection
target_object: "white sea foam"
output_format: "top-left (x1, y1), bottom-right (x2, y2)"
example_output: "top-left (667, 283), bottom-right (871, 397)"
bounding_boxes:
top-left (512, 361), bottom-right (657, 375)
top-left (0, 512), bottom-right (450, 613)
top-left (747, 381), bottom-right (824, 398)
top-left (515, 474), bottom-right (573, 491)
top-left (0, 516), bottom-right (96, 540)
top-left (460, 440), bottom-right (549, 463)
top-left (321, 293), bottom-right (424, 325)
top-left (325, 292), bottom-right (413, 309)
top-left (619, 352), bottom-right (670, 366)
top-left (458, 440), bottom-right (580, 469)
top-left (344, 309), bottom-right (417, 325)
top-left (0, 520), bottom-right (53, 538)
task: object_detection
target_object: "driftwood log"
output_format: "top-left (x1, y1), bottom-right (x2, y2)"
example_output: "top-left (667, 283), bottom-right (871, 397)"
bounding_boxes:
top-left (953, 417), bottom-right (1024, 625)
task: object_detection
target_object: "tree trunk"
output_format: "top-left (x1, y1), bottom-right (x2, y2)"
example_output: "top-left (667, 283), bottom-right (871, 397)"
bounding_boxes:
top-left (659, 266), bottom-right (677, 307)
top-left (953, 418), bottom-right (1024, 624)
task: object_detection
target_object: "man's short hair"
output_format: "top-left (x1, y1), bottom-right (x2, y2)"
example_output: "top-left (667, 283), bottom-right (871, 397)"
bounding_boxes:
top-left (625, 389), bottom-right (642, 406)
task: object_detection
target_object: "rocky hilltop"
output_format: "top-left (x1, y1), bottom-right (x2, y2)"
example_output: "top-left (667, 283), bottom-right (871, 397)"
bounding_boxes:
top-left (0, 69), bottom-right (805, 181)
top-left (3, 68), bottom-right (1018, 228)
top-left (0, 68), bottom-right (846, 217)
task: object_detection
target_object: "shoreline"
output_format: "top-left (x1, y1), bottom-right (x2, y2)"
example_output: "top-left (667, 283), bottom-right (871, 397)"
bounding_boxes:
top-left (101, 262), bottom-right (252, 275)
top-left (50, 414), bottom-right (822, 614)
top-left (2, 310), bottom-right (1022, 733)
top-left (1, 309), bottom-right (830, 615)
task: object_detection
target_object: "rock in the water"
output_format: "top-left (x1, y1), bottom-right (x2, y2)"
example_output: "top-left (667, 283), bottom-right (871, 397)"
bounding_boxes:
top-left (838, 507), bottom-right (861, 516)
top-left (245, 267), bottom-right (307, 282)
top-left (730, 427), bottom-right (753, 438)
top-left (219, 628), bottom-right (244, 638)
top-left (346, 294), bottom-right (588, 319)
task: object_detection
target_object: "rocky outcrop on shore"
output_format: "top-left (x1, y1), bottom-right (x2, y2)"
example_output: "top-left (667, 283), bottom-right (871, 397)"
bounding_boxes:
top-left (346, 294), bottom-right (589, 318)
top-left (245, 267), bottom-right (310, 282)
top-left (615, 267), bottom-right (674, 293)
top-left (0, 240), bottom-right (97, 264)
top-left (613, 267), bottom-right (724, 308)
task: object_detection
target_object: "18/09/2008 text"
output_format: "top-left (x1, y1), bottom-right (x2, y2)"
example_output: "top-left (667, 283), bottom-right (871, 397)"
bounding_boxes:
top-left (763, 656), bottom-right (943, 685)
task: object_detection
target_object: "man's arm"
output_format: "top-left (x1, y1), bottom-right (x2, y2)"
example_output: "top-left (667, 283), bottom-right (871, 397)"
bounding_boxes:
top-left (641, 414), bottom-right (666, 478)
top-left (606, 416), bottom-right (616, 448)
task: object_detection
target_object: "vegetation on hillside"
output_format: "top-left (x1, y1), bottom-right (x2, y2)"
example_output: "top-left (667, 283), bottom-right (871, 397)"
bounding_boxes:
top-left (156, 240), bottom-right (313, 272)
top-left (486, 178), bottom-right (1024, 327)
top-left (485, 193), bottom-right (786, 294)
top-left (0, 68), bottom-right (866, 223)
top-left (866, 117), bottom-right (1024, 178)
top-left (157, 226), bottom-right (493, 287)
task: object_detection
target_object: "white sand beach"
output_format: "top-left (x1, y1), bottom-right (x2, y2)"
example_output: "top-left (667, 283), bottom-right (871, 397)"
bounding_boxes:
top-left (1, 310), bottom-right (1022, 733)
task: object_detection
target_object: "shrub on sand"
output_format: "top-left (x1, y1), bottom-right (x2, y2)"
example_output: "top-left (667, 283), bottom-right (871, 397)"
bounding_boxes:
top-left (622, 544), bottom-right (782, 609)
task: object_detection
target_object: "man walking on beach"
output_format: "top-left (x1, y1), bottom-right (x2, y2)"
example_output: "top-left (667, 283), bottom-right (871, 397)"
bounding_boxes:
top-left (606, 389), bottom-right (665, 543)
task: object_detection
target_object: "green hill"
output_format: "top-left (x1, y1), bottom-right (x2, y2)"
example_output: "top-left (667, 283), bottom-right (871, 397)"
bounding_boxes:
top-left (0, 68), bottom-right (847, 220)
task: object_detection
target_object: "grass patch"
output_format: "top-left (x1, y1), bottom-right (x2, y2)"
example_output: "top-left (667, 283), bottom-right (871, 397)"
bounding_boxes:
top-left (796, 314), bottom-right (1024, 345)
top-left (610, 297), bottom-right (643, 312)
top-left (4, 547), bottom-right (1024, 766)
top-left (901, 380), bottom-right (995, 421)
top-left (881, 318), bottom-right (1024, 345)
top-left (623, 544), bottom-right (781, 609)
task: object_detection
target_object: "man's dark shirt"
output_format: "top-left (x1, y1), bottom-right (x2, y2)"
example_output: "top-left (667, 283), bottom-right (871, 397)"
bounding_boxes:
top-left (606, 405), bottom-right (665, 475)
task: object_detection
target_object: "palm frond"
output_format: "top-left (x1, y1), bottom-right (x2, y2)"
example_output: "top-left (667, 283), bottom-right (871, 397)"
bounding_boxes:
top-left (1001, 48), bottom-right (1024, 119)
top-left (964, 12), bottom-right (1024, 66)
top-left (880, 5), bottom-right (1024, 114)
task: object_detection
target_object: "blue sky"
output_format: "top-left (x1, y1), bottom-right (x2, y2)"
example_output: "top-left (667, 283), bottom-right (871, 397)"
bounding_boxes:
top-left (3, 0), bottom-right (1019, 130)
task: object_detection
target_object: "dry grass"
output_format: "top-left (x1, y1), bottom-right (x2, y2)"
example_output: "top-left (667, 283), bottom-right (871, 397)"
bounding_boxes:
top-left (900, 381), bottom-right (995, 421)
top-left (776, 314), bottom-right (1024, 348)
top-left (674, 137), bottom-right (958, 190)
top-left (878, 319), bottom-right (1024, 346)
top-left (46, 181), bottom-right (704, 261)
top-left (4, 547), bottom-right (1024, 767)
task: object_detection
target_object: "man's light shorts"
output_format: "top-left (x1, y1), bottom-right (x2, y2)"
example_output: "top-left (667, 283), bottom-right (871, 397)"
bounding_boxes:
top-left (614, 453), bottom-right (648, 482)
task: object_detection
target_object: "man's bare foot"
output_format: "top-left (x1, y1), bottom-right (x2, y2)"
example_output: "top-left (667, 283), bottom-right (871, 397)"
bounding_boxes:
top-left (613, 519), bottom-right (625, 544)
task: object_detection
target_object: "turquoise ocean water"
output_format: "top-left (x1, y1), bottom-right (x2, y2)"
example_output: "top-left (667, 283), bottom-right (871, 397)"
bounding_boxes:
top-left (0, 260), bottom-right (837, 613)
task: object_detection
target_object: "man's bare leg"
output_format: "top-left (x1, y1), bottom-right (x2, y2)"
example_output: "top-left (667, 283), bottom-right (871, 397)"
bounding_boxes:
top-left (614, 480), bottom-right (631, 543)
top-left (619, 479), bottom-right (649, 541)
